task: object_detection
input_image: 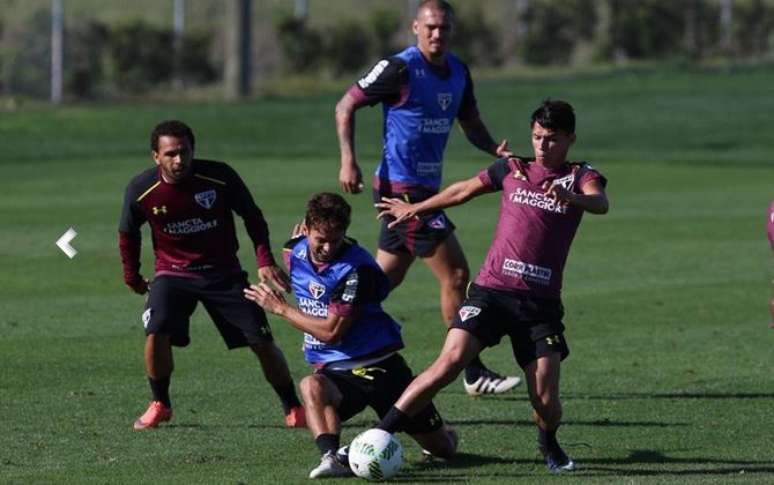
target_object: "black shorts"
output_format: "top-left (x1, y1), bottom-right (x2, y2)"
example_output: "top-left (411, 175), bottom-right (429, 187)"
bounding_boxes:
top-left (318, 353), bottom-right (443, 434)
top-left (451, 283), bottom-right (570, 369)
top-left (142, 272), bottom-right (273, 349)
top-left (373, 189), bottom-right (455, 258)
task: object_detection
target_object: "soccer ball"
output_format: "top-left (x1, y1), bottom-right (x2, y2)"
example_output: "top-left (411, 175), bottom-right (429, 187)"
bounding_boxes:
top-left (348, 428), bottom-right (403, 481)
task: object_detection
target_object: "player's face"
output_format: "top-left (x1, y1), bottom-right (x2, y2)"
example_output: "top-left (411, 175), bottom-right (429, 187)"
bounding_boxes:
top-left (307, 225), bottom-right (346, 265)
top-left (531, 122), bottom-right (575, 168)
top-left (153, 135), bottom-right (193, 183)
top-left (413, 7), bottom-right (453, 62)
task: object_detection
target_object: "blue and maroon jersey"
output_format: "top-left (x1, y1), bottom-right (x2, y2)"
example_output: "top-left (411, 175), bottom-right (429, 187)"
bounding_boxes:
top-left (283, 236), bottom-right (403, 366)
top-left (118, 159), bottom-right (275, 285)
top-left (348, 46), bottom-right (479, 195)
top-left (474, 157), bottom-right (607, 299)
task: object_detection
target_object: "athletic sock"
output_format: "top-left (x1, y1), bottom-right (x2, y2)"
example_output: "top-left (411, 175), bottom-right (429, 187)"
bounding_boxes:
top-left (272, 383), bottom-right (302, 414)
top-left (148, 376), bottom-right (171, 408)
top-left (377, 406), bottom-right (410, 434)
top-left (537, 426), bottom-right (560, 453)
top-left (315, 433), bottom-right (341, 456)
top-left (464, 356), bottom-right (485, 382)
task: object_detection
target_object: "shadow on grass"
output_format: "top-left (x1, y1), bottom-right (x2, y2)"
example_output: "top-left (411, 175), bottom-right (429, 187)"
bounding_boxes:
top-left (579, 449), bottom-right (774, 477)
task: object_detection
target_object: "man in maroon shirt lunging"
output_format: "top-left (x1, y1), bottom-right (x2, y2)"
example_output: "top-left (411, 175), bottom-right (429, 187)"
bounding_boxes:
top-left (119, 120), bottom-right (304, 430)
top-left (374, 100), bottom-right (609, 473)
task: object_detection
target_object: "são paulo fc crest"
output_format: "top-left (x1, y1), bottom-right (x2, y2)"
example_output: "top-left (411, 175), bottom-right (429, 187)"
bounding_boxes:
top-left (437, 93), bottom-right (452, 111)
top-left (458, 305), bottom-right (481, 322)
top-left (309, 281), bottom-right (326, 299)
top-left (194, 189), bottom-right (217, 209)
top-left (428, 213), bottom-right (447, 230)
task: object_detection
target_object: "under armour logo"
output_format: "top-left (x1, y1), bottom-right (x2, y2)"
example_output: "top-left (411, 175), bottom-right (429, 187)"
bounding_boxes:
top-left (545, 335), bottom-right (560, 346)
top-left (152, 206), bottom-right (167, 215)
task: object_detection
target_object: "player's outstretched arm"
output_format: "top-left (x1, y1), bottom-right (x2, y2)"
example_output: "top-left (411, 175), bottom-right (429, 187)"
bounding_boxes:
top-left (244, 283), bottom-right (355, 343)
top-left (375, 176), bottom-right (489, 229)
top-left (458, 116), bottom-right (513, 158)
top-left (335, 92), bottom-right (364, 194)
top-left (546, 178), bottom-right (609, 214)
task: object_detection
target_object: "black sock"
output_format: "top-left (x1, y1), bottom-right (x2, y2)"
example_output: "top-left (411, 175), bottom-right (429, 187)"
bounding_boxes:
top-left (148, 376), bottom-right (171, 408)
top-left (315, 433), bottom-right (340, 456)
top-left (464, 356), bottom-right (486, 381)
top-left (272, 383), bottom-right (301, 414)
top-left (538, 427), bottom-right (559, 452)
top-left (377, 406), bottom-right (410, 434)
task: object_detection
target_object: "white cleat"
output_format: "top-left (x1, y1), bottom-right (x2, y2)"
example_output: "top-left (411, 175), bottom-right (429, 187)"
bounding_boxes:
top-left (463, 371), bottom-right (522, 396)
top-left (308, 450), bottom-right (353, 479)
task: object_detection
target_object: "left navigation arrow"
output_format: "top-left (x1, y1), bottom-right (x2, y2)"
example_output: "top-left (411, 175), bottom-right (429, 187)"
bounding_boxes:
top-left (56, 227), bottom-right (78, 259)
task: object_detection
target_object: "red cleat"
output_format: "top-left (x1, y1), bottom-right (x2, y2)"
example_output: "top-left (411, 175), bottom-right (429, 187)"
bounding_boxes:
top-left (133, 401), bottom-right (172, 430)
top-left (285, 405), bottom-right (306, 428)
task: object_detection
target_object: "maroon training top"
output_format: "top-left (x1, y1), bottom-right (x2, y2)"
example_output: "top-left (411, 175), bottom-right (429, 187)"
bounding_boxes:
top-left (118, 159), bottom-right (275, 285)
top-left (474, 157), bottom-right (606, 299)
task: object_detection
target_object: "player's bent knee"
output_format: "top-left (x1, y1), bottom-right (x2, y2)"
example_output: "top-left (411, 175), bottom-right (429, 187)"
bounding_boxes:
top-left (299, 374), bottom-right (332, 404)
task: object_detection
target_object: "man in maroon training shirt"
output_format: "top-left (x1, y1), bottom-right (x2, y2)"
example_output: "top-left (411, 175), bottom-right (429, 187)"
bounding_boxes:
top-left (119, 120), bottom-right (304, 430)
top-left (373, 99), bottom-right (609, 474)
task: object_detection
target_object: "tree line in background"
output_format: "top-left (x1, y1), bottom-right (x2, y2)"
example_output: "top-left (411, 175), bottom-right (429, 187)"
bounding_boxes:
top-left (2, 0), bottom-right (774, 100)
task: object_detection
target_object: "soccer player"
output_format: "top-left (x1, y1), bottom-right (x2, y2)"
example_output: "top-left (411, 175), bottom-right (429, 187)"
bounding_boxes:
top-left (374, 99), bottom-right (609, 473)
top-left (244, 193), bottom-right (457, 479)
top-left (335, 0), bottom-right (519, 395)
top-left (119, 120), bottom-right (305, 430)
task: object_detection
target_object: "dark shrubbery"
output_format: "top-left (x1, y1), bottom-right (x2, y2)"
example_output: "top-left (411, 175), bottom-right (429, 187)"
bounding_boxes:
top-left (276, 16), bottom-right (324, 73)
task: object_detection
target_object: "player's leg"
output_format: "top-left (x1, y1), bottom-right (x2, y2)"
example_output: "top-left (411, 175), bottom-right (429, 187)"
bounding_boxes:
top-left (422, 235), bottom-right (521, 395)
top-left (306, 368), bottom-right (371, 479)
top-left (201, 273), bottom-right (304, 427)
top-left (377, 329), bottom-right (482, 432)
top-left (134, 276), bottom-right (196, 430)
top-left (375, 249), bottom-right (414, 290)
top-left (517, 327), bottom-right (574, 474)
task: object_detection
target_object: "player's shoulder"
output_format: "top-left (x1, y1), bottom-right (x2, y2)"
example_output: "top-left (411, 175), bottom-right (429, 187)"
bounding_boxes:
top-left (283, 235), bottom-right (306, 253)
top-left (191, 159), bottom-right (236, 185)
top-left (568, 160), bottom-right (601, 174)
top-left (125, 167), bottom-right (159, 199)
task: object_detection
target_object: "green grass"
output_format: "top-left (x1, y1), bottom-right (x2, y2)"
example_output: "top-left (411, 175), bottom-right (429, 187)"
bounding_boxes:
top-left (1, 67), bottom-right (774, 484)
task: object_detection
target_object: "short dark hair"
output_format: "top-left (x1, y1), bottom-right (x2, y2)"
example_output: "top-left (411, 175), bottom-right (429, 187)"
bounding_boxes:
top-left (530, 99), bottom-right (575, 134)
top-left (150, 120), bottom-right (195, 152)
top-left (417, 0), bottom-right (455, 19)
top-left (305, 192), bottom-right (351, 233)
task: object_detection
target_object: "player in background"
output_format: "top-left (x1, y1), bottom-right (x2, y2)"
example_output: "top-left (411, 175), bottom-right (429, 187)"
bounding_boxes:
top-left (374, 100), bottom-right (609, 473)
top-left (119, 120), bottom-right (305, 430)
top-left (768, 200), bottom-right (774, 327)
top-left (245, 193), bottom-right (457, 479)
top-left (335, 0), bottom-right (520, 396)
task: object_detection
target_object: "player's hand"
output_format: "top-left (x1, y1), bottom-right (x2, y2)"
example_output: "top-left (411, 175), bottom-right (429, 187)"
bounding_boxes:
top-left (494, 139), bottom-right (513, 159)
top-left (339, 162), bottom-right (364, 194)
top-left (258, 265), bottom-right (291, 293)
top-left (291, 219), bottom-right (308, 239)
top-left (127, 277), bottom-right (149, 295)
top-left (375, 197), bottom-right (419, 230)
top-left (545, 182), bottom-right (575, 204)
top-left (244, 282), bottom-right (287, 315)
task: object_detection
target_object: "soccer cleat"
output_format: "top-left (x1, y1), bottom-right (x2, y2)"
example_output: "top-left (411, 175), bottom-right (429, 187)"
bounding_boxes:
top-left (285, 405), bottom-right (307, 428)
top-left (308, 450), bottom-right (353, 479)
top-left (335, 445), bottom-right (350, 468)
top-left (541, 445), bottom-right (577, 474)
top-left (133, 400), bottom-right (172, 430)
top-left (463, 370), bottom-right (522, 396)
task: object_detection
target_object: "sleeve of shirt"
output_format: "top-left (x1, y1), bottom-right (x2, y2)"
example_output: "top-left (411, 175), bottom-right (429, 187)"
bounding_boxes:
top-left (577, 163), bottom-right (608, 191)
top-left (348, 57), bottom-right (408, 107)
top-left (478, 158), bottom-right (510, 191)
top-left (328, 266), bottom-right (382, 317)
top-left (457, 64), bottom-right (481, 122)
top-left (225, 165), bottom-right (276, 268)
top-left (118, 182), bottom-right (146, 285)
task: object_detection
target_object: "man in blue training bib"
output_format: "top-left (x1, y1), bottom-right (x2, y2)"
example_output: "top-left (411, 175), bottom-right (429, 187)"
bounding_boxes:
top-left (334, 0), bottom-right (520, 396)
top-left (244, 193), bottom-right (457, 479)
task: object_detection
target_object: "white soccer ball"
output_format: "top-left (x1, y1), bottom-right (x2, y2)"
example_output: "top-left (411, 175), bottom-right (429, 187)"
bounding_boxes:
top-left (348, 428), bottom-right (403, 481)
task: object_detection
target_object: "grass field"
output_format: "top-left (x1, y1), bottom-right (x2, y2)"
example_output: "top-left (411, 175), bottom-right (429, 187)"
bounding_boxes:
top-left (1, 66), bottom-right (773, 484)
